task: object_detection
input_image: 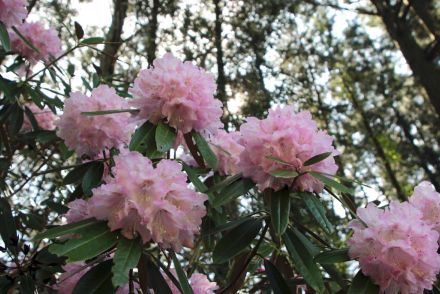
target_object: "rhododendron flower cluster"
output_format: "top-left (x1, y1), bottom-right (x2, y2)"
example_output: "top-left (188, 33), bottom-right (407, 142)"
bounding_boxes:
top-left (21, 103), bottom-right (57, 132)
top-left (9, 22), bottom-right (62, 65)
top-left (348, 201), bottom-right (440, 293)
top-left (57, 85), bottom-right (135, 157)
top-left (88, 151), bottom-right (208, 250)
top-left (130, 53), bottom-right (223, 134)
top-left (409, 181), bottom-right (440, 238)
top-left (238, 105), bottom-right (338, 192)
top-left (208, 130), bottom-right (244, 176)
top-left (64, 199), bottom-right (90, 224)
top-left (0, 0), bottom-right (27, 27)
top-left (164, 270), bottom-right (218, 294)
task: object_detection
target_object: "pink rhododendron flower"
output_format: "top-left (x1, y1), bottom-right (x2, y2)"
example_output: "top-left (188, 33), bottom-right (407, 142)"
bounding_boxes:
top-left (56, 85), bottom-right (136, 157)
top-left (0, 0), bottom-right (27, 27)
top-left (163, 270), bottom-right (218, 294)
top-left (9, 22), bottom-right (62, 65)
top-left (21, 103), bottom-right (57, 132)
top-left (348, 202), bottom-right (440, 294)
top-left (238, 105), bottom-right (338, 192)
top-left (409, 181), bottom-right (440, 238)
top-left (208, 130), bottom-right (244, 176)
top-left (130, 53), bottom-right (223, 134)
top-left (64, 199), bottom-right (90, 223)
top-left (88, 151), bottom-right (208, 251)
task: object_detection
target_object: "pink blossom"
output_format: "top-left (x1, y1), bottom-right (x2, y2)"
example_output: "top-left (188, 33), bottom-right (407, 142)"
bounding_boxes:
top-left (88, 151), bottom-right (208, 251)
top-left (9, 22), bottom-right (61, 65)
top-left (21, 103), bottom-right (57, 132)
top-left (130, 53), bottom-right (223, 135)
top-left (56, 85), bottom-right (136, 157)
top-left (0, 0), bottom-right (27, 28)
top-left (163, 270), bottom-right (218, 294)
top-left (208, 130), bottom-right (244, 176)
top-left (238, 105), bottom-right (338, 192)
top-left (409, 181), bottom-right (440, 238)
top-left (64, 199), bottom-right (90, 223)
top-left (348, 202), bottom-right (440, 294)
top-left (56, 262), bottom-right (88, 294)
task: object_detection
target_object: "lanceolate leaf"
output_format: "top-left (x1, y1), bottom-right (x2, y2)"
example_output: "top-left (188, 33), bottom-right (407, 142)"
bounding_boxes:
top-left (49, 221), bottom-right (118, 262)
top-left (155, 121), bottom-right (176, 152)
top-left (303, 152), bottom-right (332, 166)
top-left (34, 218), bottom-right (98, 240)
top-left (73, 260), bottom-right (114, 294)
top-left (192, 132), bottom-right (218, 169)
top-left (309, 171), bottom-right (353, 194)
top-left (0, 22), bottom-right (11, 52)
top-left (270, 188), bottom-right (290, 236)
top-left (80, 37), bottom-right (105, 45)
top-left (283, 228), bottom-right (325, 292)
top-left (347, 270), bottom-right (380, 294)
top-left (143, 257), bottom-right (173, 294)
top-left (301, 192), bottom-right (334, 234)
top-left (11, 26), bottom-right (40, 53)
top-left (112, 238), bottom-right (142, 287)
top-left (171, 252), bottom-right (194, 294)
top-left (264, 259), bottom-right (291, 294)
top-left (269, 169), bottom-right (299, 179)
top-left (0, 198), bottom-right (17, 251)
top-left (182, 163), bottom-right (208, 193)
top-left (81, 109), bottom-right (138, 116)
top-left (129, 121), bottom-right (156, 153)
top-left (82, 162), bottom-right (104, 196)
top-left (213, 218), bottom-right (262, 264)
top-left (315, 248), bottom-right (350, 264)
top-left (63, 162), bottom-right (96, 185)
top-left (212, 178), bottom-right (255, 208)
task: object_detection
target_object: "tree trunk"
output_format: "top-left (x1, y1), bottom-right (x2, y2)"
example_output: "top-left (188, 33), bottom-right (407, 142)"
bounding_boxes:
top-left (370, 0), bottom-right (440, 118)
top-left (146, 0), bottom-right (159, 66)
top-left (99, 0), bottom-right (129, 79)
top-left (214, 0), bottom-right (226, 106)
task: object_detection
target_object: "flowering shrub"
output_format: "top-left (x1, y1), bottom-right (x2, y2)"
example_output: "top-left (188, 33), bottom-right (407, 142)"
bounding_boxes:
top-left (1, 5), bottom-right (440, 293)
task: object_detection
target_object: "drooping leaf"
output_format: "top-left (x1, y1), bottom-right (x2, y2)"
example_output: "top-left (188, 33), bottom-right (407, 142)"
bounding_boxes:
top-left (205, 216), bottom-right (256, 236)
top-left (82, 161), bottom-right (104, 196)
top-left (73, 260), bottom-right (114, 294)
top-left (138, 254), bottom-right (173, 294)
top-left (24, 106), bottom-right (40, 131)
top-left (11, 26), bottom-right (40, 53)
top-left (0, 22), bottom-right (11, 52)
top-left (269, 169), bottom-right (299, 179)
top-left (171, 252), bottom-right (193, 294)
top-left (309, 171), bottom-right (353, 194)
top-left (80, 37), bottom-right (105, 45)
top-left (49, 221), bottom-right (117, 262)
top-left (63, 162), bottom-right (96, 185)
top-left (270, 188), bottom-right (290, 236)
top-left (283, 228), bottom-right (325, 292)
top-left (182, 163), bottom-right (208, 193)
top-left (213, 218), bottom-right (262, 264)
top-left (129, 121), bottom-right (156, 153)
top-left (301, 192), bottom-right (334, 234)
top-left (18, 275), bottom-right (35, 294)
top-left (112, 238), bottom-right (142, 287)
top-left (264, 259), bottom-right (290, 294)
top-left (303, 152), bottom-right (332, 166)
top-left (155, 121), bottom-right (176, 152)
top-left (192, 132), bottom-right (218, 169)
top-left (0, 197), bottom-right (17, 251)
top-left (347, 270), bottom-right (380, 294)
top-left (74, 21), bottom-right (84, 40)
top-left (7, 103), bottom-right (23, 135)
top-left (212, 178), bottom-right (255, 208)
top-left (206, 173), bottom-right (242, 194)
top-left (315, 248), bottom-right (350, 264)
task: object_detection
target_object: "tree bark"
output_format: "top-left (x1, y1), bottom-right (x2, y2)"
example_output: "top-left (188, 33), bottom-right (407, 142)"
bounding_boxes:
top-left (214, 0), bottom-right (227, 106)
top-left (370, 0), bottom-right (440, 118)
top-left (99, 0), bottom-right (129, 79)
top-left (146, 0), bottom-right (159, 66)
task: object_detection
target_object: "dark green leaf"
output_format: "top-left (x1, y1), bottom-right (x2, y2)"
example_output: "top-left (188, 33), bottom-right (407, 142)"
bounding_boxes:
top-left (269, 169), bottom-right (299, 178)
top-left (212, 178), bottom-right (255, 208)
top-left (315, 248), bottom-right (350, 264)
top-left (11, 26), bottom-right (40, 53)
top-left (82, 162), bottom-right (104, 196)
top-left (49, 221), bottom-right (118, 262)
top-left (270, 188), bottom-right (290, 236)
top-left (80, 37), bottom-right (105, 45)
top-left (192, 132), bottom-right (218, 169)
top-left (81, 77), bottom-right (92, 91)
top-left (34, 218), bottom-right (98, 240)
top-left (129, 121), bottom-right (156, 152)
top-left (0, 22), bottom-right (10, 52)
top-left (205, 216), bottom-right (256, 236)
top-left (67, 63), bottom-right (75, 76)
top-left (92, 73), bottom-right (100, 87)
top-left (301, 192), bottom-right (334, 234)
top-left (264, 259), bottom-right (290, 294)
top-left (171, 252), bottom-right (193, 294)
top-left (283, 228), bottom-right (324, 292)
top-left (139, 255), bottom-right (173, 294)
top-left (73, 260), bottom-right (114, 294)
top-left (265, 156), bottom-right (294, 167)
top-left (0, 197), bottom-right (17, 251)
top-left (81, 109), bottom-right (138, 116)
top-left (303, 152), bottom-right (333, 166)
top-left (213, 218), bottom-right (262, 264)
top-left (24, 106), bottom-right (40, 131)
top-left (18, 275), bottom-right (35, 294)
top-left (63, 162), bottom-right (95, 185)
top-left (206, 173), bottom-right (242, 194)
top-left (182, 163), bottom-right (208, 193)
top-left (74, 21), bottom-right (84, 40)
top-left (0, 276), bottom-right (13, 293)
top-left (7, 103), bottom-right (23, 135)
top-left (155, 121), bottom-right (176, 152)
top-left (309, 171), bottom-right (353, 194)
top-left (112, 238), bottom-right (142, 287)
top-left (347, 270), bottom-right (379, 294)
